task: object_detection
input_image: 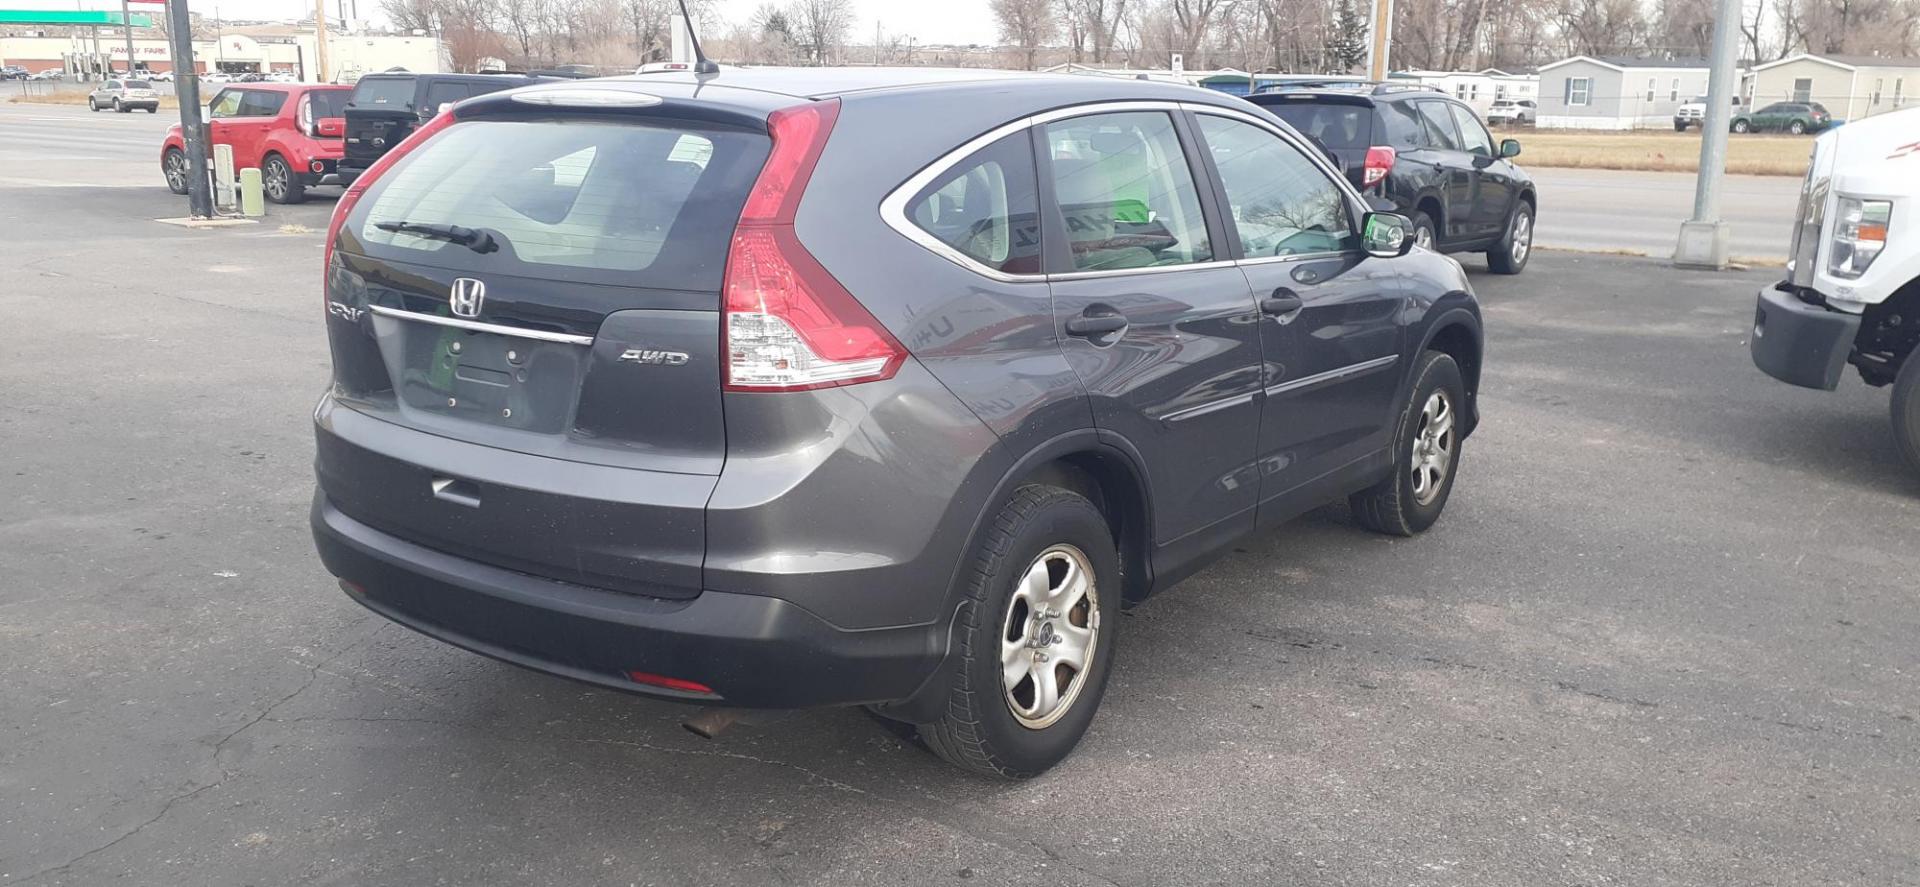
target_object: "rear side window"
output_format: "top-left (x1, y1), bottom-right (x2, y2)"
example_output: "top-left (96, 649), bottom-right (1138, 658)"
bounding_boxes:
top-left (1044, 111), bottom-right (1213, 271)
top-left (1379, 102), bottom-right (1428, 150)
top-left (352, 119), bottom-right (771, 290)
top-left (307, 89), bottom-right (348, 118)
top-left (351, 77), bottom-right (414, 108)
top-left (906, 132), bottom-right (1042, 275)
top-left (1263, 102), bottom-right (1371, 149)
top-left (1414, 101), bottom-right (1461, 150)
top-left (423, 81), bottom-right (471, 114)
top-left (237, 90), bottom-right (286, 117)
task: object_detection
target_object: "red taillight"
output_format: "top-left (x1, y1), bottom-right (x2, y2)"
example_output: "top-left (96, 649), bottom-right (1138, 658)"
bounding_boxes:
top-left (1362, 146), bottom-right (1396, 188)
top-left (323, 108), bottom-right (458, 309)
top-left (722, 99), bottom-right (905, 392)
top-left (626, 671), bottom-right (716, 695)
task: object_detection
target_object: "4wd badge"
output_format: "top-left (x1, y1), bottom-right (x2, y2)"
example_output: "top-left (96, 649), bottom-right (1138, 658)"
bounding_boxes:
top-left (619, 349), bottom-right (690, 366)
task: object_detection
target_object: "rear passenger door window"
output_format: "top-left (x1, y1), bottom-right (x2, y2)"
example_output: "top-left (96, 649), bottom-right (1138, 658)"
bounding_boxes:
top-left (236, 90), bottom-right (285, 117)
top-left (1414, 101), bottom-right (1462, 151)
top-left (1194, 114), bottom-right (1356, 257)
top-left (1379, 101), bottom-right (1431, 151)
top-left (1042, 111), bottom-right (1213, 271)
top-left (905, 131), bottom-right (1042, 275)
top-left (423, 81), bottom-right (470, 116)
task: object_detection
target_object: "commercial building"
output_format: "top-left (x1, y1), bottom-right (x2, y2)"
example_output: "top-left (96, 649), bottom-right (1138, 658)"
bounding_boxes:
top-left (1, 25), bottom-right (442, 80)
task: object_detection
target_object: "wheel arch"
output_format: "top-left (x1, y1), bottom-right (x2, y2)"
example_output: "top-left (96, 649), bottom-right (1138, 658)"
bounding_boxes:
top-left (1417, 309), bottom-right (1484, 438)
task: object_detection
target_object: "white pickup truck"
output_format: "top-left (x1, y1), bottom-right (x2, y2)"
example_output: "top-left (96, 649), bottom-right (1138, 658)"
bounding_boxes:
top-left (1751, 106), bottom-right (1920, 470)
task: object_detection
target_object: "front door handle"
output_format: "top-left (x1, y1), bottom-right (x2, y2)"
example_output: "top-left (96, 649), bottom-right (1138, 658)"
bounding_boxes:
top-left (1065, 312), bottom-right (1129, 338)
top-left (1260, 289), bottom-right (1305, 320)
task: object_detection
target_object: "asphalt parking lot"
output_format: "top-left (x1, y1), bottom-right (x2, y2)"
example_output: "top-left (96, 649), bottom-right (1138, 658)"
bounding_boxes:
top-left (3, 105), bottom-right (1917, 887)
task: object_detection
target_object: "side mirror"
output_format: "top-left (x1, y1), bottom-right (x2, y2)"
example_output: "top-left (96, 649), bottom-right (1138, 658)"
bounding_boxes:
top-left (1499, 138), bottom-right (1522, 158)
top-left (317, 118), bottom-right (344, 137)
top-left (1363, 212), bottom-right (1414, 258)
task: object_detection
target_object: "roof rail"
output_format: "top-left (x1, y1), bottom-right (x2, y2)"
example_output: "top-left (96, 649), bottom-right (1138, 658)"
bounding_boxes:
top-left (1256, 79), bottom-right (1448, 96)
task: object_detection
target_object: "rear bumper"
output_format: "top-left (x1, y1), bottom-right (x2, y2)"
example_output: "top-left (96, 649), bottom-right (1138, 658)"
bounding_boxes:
top-left (1751, 283), bottom-right (1861, 390)
top-left (312, 494), bottom-right (948, 709)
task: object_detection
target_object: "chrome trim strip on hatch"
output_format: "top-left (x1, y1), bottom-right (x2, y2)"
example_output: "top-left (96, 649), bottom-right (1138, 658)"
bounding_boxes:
top-left (1264, 355), bottom-right (1399, 397)
top-left (367, 304), bottom-right (595, 346)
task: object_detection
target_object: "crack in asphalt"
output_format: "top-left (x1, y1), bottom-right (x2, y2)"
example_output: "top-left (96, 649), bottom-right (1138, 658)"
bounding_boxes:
top-left (10, 631), bottom-right (375, 885)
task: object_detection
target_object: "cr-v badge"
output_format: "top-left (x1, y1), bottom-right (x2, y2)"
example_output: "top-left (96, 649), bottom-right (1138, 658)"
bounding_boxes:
top-left (449, 278), bottom-right (485, 318)
top-left (619, 349), bottom-right (691, 366)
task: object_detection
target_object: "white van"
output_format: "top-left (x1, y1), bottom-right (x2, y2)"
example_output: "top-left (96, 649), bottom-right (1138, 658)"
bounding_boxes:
top-left (1751, 106), bottom-right (1920, 470)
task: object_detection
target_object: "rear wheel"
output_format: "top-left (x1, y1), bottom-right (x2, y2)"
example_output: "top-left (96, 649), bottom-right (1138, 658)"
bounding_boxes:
top-left (114, 97), bottom-right (125, 112)
top-left (262, 153), bottom-right (304, 204)
top-left (1409, 210), bottom-right (1438, 252)
top-left (162, 147), bottom-right (190, 195)
top-left (1486, 202), bottom-right (1532, 275)
top-left (918, 485), bottom-right (1120, 779)
top-left (1351, 351), bottom-right (1466, 537)
top-left (1732, 118), bottom-right (1750, 133)
top-left (145, 106), bottom-right (157, 114)
top-left (1892, 355), bottom-right (1920, 474)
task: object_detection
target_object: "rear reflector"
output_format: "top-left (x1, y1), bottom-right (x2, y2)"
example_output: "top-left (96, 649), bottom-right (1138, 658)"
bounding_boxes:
top-left (722, 99), bottom-right (906, 392)
top-left (626, 671), bottom-right (717, 695)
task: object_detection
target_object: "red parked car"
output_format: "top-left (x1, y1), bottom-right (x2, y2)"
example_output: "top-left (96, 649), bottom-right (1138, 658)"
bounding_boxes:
top-left (161, 83), bottom-right (350, 204)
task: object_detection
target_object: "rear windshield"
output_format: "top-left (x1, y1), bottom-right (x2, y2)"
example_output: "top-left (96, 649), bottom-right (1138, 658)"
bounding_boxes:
top-left (308, 89), bottom-right (348, 118)
top-left (350, 119), bottom-right (770, 290)
top-left (1264, 102), bottom-right (1372, 149)
top-left (124, 79), bottom-right (152, 89)
top-left (351, 77), bottom-right (415, 109)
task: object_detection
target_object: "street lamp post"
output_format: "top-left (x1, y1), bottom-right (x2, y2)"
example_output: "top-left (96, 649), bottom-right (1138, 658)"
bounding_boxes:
top-left (1673, 0), bottom-right (1744, 269)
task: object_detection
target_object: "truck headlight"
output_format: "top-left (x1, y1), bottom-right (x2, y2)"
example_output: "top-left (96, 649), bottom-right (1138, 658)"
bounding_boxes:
top-left (1827, 197), bottom-right (1891, 279)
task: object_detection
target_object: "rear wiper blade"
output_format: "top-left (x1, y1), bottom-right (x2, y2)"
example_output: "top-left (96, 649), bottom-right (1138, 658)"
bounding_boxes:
top-left (374, 220), bottom-right (499, 254)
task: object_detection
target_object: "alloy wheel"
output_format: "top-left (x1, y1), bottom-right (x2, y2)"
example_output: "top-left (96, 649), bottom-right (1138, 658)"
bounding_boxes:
top-left (1415, 224), bottom-right (1435, 251)
top-left (1509, 210), bottom-right (1533, 264)
top-left (1001, 544), bottom-right (1100, 730)
top-left (164, 151), bottom-right (186, 192)
top-left (1410, 390), bottom-right (1456, 506)
top-left (265, 159), bottom-right (287, 200)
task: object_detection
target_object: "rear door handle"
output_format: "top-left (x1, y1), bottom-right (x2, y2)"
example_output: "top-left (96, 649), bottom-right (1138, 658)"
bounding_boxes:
top-left (1065, 312), bottom-right (1129, 338)
top-left (1261, 289), bottom-right (1305, 322)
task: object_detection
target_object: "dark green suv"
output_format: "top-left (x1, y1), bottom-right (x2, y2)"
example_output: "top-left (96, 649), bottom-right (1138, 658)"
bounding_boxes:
top-left (1731, 101), bottom-right (1832, 135)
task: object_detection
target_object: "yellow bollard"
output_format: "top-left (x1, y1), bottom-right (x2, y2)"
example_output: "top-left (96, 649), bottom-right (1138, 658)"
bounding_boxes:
top-left (238, 167), bottom-right (265, 218)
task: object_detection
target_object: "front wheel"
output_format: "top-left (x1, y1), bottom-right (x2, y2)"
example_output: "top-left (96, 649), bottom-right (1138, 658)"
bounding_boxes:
top-left (1789, 120), bottom-right (1807, 135)
top-left (1674, 120), bottom-right (1688, 131)
top-left (1892, 355), bottom-right (1920, 474)
top-left (1350, 351), bottom-right (1466, 536)
top-left (918, 485), bottom-right (1120, 779)
top-left (1486, 202), bottom-right (1532, 274)
top-left (145, 106), bottom-right (157, 114)
top-left (88, 97), bottom-right (98, 112)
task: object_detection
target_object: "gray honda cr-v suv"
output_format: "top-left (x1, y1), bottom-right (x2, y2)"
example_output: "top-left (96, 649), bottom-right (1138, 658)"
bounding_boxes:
top-left (310, 69), bottom-right (1484, 778)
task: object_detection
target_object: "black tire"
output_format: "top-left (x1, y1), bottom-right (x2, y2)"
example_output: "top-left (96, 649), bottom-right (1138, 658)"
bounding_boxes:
top-left (1486, 201), bottom-right (1533, 275)
top-left (1732, 119), bottom-right (1750, 133)
top-left (1674, 120), bottom-right (1688, 131)
top-left (1790, 120), bottom-right (1806, 135)
top-left (88, 97), bottom-right (98, 112)
top-left (262, 153), bottom-right (304, 204)
top-left (145, 106), bottom-right (157, 114)
top-left (1892, 355), bottom-right (1920, 475)
top-left (918, 485), bottom-right (1121, 779)
top-left (162, 147), bottom-right (190, 195)
top-left (1350, 351), bottom-right (1466, 537)
top-left (1408, 210), bottom-right (1438, 253)
top-left (114, 98), bottom-right (125, 112)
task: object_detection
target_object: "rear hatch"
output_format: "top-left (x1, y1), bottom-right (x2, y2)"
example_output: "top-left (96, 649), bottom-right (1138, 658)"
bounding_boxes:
top-left (1246, 93), bottom-right (1375, 187)
top-left (343, 75), bottom-right (419, 166)
top-left (321, 94), bottom-right (772, 596)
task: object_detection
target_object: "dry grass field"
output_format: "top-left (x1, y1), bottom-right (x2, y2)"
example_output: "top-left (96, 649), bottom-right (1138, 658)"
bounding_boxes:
top-left (1501, 129), bottom-right (1812, 176)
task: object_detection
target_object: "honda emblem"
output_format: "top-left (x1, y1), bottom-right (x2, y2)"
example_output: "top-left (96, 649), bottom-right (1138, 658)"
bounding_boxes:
top-left (449, 278), bottom-right (485, 318)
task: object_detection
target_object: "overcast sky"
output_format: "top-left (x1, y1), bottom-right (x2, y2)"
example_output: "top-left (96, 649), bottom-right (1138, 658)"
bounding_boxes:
top-left (46, 0), bottom-right (1004, 46)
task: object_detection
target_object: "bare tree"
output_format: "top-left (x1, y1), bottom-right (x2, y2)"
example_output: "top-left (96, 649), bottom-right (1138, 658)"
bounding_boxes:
top-left (788, 0), bottom-right (852, 65)
top-left (993, 0), bottom-right (1060, 68)
top-left (1060, 0), bottom-right (1128, 63)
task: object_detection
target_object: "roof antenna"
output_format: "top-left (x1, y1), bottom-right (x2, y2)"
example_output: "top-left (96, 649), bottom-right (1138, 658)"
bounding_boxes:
top-left (675, 0), bottom-right (719, 75)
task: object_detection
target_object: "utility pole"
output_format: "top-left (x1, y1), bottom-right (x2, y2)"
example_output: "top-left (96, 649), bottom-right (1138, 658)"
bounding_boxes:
top-left (121, 0), bottom-right (136, 74)
top-left (1673, 0), bottom-right (1742, 269)
top-left (1364, 0), bottom-right (1393, 80)
top-left (314, 0), bottom-right (330, 83)
top-left (165, 0), bottom-right (212, 217)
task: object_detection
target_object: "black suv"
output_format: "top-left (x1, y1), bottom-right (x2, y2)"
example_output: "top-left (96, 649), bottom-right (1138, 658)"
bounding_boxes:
top-left (336, 72), bottom-right (539, 185)
top-left (1246, 84), bottom-right (1536, 274)
top-left (311, 70), bottom-right (1484, 777)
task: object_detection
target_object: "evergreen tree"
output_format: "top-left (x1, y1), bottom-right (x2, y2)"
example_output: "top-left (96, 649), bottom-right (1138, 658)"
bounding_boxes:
top-left (1328, 0), bottom-right (1369, 73)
